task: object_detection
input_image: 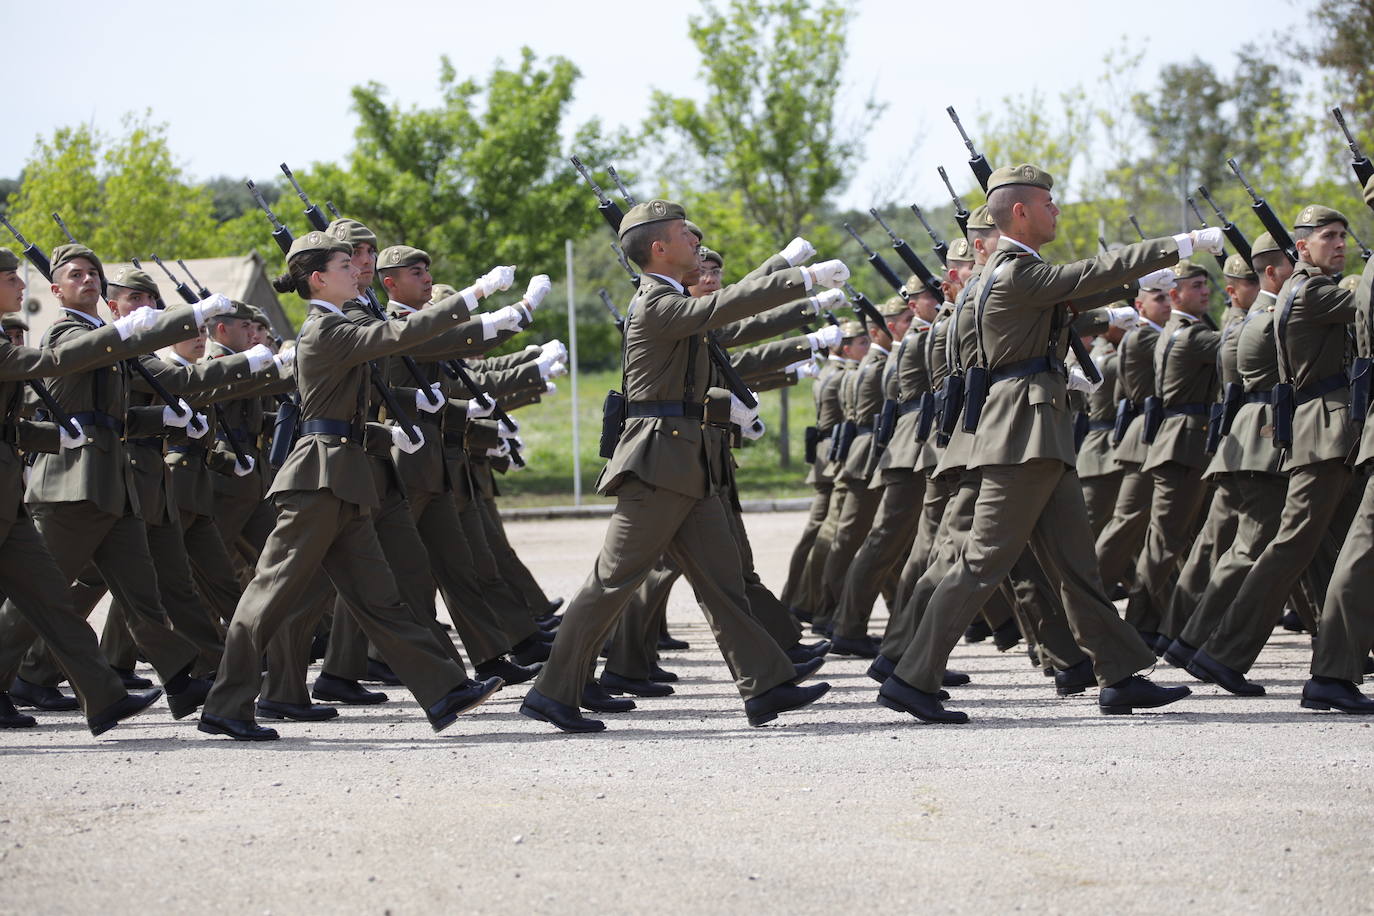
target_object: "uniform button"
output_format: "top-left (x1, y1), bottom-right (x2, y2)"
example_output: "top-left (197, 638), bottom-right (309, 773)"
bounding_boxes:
top-left (183, 324), bottom-right (191, 330)
top-left (105, 346), bottom-right (113, 352)
top-left (671, 429), bottom-right (679, 437)
top-left (700, 423), bottom-right (705, 430)
top-left (467, 338), bottom-right (474, 344)
top-left (340, 437), bottom-right (349, 444)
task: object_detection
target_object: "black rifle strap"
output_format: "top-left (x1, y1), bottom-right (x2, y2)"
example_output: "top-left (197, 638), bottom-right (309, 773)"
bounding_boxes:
top-left (1273, 275), bottom-right (1312, 386)
top-left (972, 256), bottom-right (1014, 371)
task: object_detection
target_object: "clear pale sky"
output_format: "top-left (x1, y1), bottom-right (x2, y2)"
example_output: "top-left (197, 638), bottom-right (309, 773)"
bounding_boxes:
top-left (11, 0), bottom-right (1312, 210)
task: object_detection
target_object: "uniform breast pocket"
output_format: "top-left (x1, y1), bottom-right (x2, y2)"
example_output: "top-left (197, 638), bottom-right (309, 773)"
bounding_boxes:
top-left (655, 419), bottom-right (701, 446)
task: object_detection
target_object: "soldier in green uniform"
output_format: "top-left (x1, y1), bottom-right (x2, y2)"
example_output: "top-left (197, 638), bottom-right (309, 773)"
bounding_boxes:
top-left (1187, 206), bottom-right (1359, 696)
top-left (0, 248), bottom-right (225, 734)
top-left (197, 231), bottom-right (507, 740)
top-left (877, 164), bottom-right (1203, 722)
top-left (1075, 329), bottom-right (1124, 536)
top-left (520, 200), bottom-right (840, 733)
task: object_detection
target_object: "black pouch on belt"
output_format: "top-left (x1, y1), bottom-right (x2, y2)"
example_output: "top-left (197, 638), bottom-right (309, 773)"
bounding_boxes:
top-left (599, 390), bottom-right (627, 459)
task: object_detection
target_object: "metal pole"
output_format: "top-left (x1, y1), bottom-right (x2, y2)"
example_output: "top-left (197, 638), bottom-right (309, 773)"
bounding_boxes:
top-left (566, 238), bottom-right (581, 506)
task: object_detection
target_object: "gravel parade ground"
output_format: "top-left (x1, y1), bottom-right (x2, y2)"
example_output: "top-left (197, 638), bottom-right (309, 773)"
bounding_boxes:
top-left (2, 510), bottom-right (1371, 915)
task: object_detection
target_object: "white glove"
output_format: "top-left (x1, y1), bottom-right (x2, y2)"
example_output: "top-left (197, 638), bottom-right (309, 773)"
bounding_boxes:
top-left (243, 343), bottom-right (275, 373)
top-left (1067, 366), bottom-right (1103, 394)
top-left (466, 397), bottom-right (495, 419)
top-left (807, 325), bottom-right (843, 351)
top-left (524, 343), bottom-right (543, 353)
top-left (1137, 267), bottom-right (1176, 291)
top-left (804, 259), bottom-right (850, 290)
top-left (541, 339), bottom-right (568, 364)
top-left (806, 288), bottom-right (846, 315)
top-left (185, 413), bottom-right (210, 439)
top-left (545, 382), bottom-right (557, 394)
top-left (475, 266), bottom-right (516, 297)
top-left (481, 305), bottom-right (525, 339)
top-left (59, 423), bottom-right (90, 450)
top-left (729, 392), bottom-right (760, 428)
top-left (272, 350), bottom-right (295, 374)
top-left (780, 237), bottom-right (816, 267)
top-left (391, 424), bottom-right (425, 454)
top-left (232, 454), bottom-right (256, 477)
top-left (1190, 227), bottom-right (1225, 256)
top-left (742, 419), bottom-right (765, 441)
top-left (546, 360), bottom-right (567, 379)
top-left (162, 399), bottom-right (195, 428)
top-left (485, 442), bottom-right (511, 458)
top-left (498, 418), bottom-right (520, 437)
top-left (416, 384), bottom-right (445, 412)
top-left (113, 306), bottom-right (159, 341)
top-left (523, 275), bottom-right (552, 310)
top-left (1105, 306), bottom-right (1138, 329)
top-left (789, 359), bottom-right (820, 379)
top-left (192, 294), bottom-right (235, 327)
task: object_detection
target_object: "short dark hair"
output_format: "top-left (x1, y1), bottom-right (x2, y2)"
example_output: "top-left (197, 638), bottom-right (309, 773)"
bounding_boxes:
top-left (986, 185), bottom-right (1035, 228)
top-left (622, 221), bottom-right (674, 268)
top-left (1293, 226), bottom-right (1313, 243)
top-left (1251, 249), bottom-right (1287, 275)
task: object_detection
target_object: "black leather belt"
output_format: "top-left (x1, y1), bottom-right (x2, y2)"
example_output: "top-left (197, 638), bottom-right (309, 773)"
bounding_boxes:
top-left (71, 411), bottom-right (124, 436)
top-left (1087, 419), bottom-right (1115, 431)
top-left (1243, 389), bottom-right (1273, 405)
top-left (990, 356), bottom-right (1061, 385)
top-left (1164, 403), bottom-right (1210, 418)
top-left (300, 419), bottom-right (363, 439)
top-left (897, 400), bottom-right (923, 416)
top-left (853, 424), bottom-right (874, 435)
top-left (168, 444), bottom-right (207, 458)
top-left (127, 436), bottom-right (163, 449)
top-left (626, 401), bottom-right (705, 419)
top-left (1295, 373), bottom-right (1349, 406)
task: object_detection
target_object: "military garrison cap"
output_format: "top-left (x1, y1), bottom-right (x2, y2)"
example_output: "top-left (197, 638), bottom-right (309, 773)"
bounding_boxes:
top-left (218, 300), bottom-right (255, 321)
top-left (378, 245), bottom-right (430, 270)
top-left (327, 218), bottom-right (377, 250)
top-left (1250, 232), bottom-right (1281, 258)
top-left (986, 164), bottom-right (1053, 193)
top-left (699, 247), bottom-right (723, 268)
top-left (1222, 253), bottom-right (1256, 280)
top-left (618, 199), bottom-right (687, 240)
top-left (287, 230), bottom-right (352, 260)
top-left (685, 220), bottom-right (704, 241)
top-left (2, 313), bottom-right (28, 332)
top-left (108, 266), bottom-right (160, 296)
top-left (50, 244), bottom-right (105, 285)
top-left (838, 318), bottom-right (866, 339)
top-left (1293, 205), bottom-right (1348, 229)
top-left (1173, 259), bottom-right (1209, 281)
top-left (0, 248), bottom-right (18, 272)
top-left (966, 204), bottom-right (996, 231)
top-left (947, 238), bottom-right (974, 262)
top-left (246, 304), bottom-right (272, 329)
top-left (878, 295), bottom-right (910, 317)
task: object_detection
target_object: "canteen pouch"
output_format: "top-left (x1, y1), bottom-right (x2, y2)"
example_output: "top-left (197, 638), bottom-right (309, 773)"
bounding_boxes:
top-left (961, 366), bottom-right (988, 433)
top-left (938, 374), bottom-right (965, 438)
top-left (804, 425), bottom-right (819, 463)
top-left (268, 397), bottom-right (299, 469)
top-left (915, 391), bottom-right (936, 442)
top-left (1220, 382), bottom-right (1244, 435)
top-left (877, 399), bottom-right (898, 445)
top-left (1073, 411), bottom-right (1090, 452)
top-left (599, 389), bottom-right (627, 459)
top-left (1140, 395), bottom-right (1164, 444)
top-left (1350, 357), bottom-right (1371, 426)
top-left (1271, 383), bottom-right (1295, 451)
top-left (1204, 402), bottom-right (1225, 456)
top-left (1111, 398), bottom-right (1135, 446)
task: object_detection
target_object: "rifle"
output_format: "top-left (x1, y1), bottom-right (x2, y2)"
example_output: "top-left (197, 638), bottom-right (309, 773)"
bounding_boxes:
top-left (605, 164), bottom-right (636, 205)
top-left (0, 214), bottom-right (82, 438)
top-left (50, 212), bottom-right (204, 433)
top-left (1127, 213), bottom-right (1147, 241)
top-left (177, 258), bottom-right (212, 300)
top-left (937, 166), bottom-right (971, 238)
top-left (842, 283), bottom-right (889, 336)
top-left (1331, 107), bottom-right (1374, 188)
top-left (842, 222), bottom-right (904, 293)
top-left (1197, 185), bottom-right (1253, 268)
top-left (1185, 197), bottom-right (1230, 272)
top-left (571, 157), bottom-right (624, 233)
top-left (1349, 225), bottom-right (1373, 263)
top-left (907, 203), bottom-right (950, 266)
top-left (148, 254), bottom-right (254, 471)
top-left (869, 209), bottom-right (942, 297)
top-left (610, 241), bottom-right (639, 285)
top-left (947, 107), bottom-right (993, 191)
top-left (245, 177), bottom-right (423, 446)
top-left (1226, 158), bottom-right (1299, 265)
top-left (597, 287), bottom-right (625, 333)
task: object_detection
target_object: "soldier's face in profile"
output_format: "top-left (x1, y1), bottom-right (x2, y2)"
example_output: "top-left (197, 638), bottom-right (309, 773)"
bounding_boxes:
top-left (351, 242), bottom-right (377, 292)
top-left (1298, 224), bottom-right (1347, 274)
top-left (842, 336), bottom-right (870, 361)
top-left (173, 326), bottom-right (208, 362)
top-left (386, 263), bottom-right (433, 306)
top-left (655, 220), bottom-right (701, 280)
top-left (691, 263), bottom-right (722, 295)
top-left (107, 288), bottom-right (158, 318)
top-left (1172, 275), bottom-right (1210, 314)
top-left (1136, 289), bottom-right (1172, 326)
top-left (1020, 189), bottom-right (1059, 244)
top-left (1225, 277), bottom-right (1260, 311)
top-left (0, 270), bottom-right (24, 314)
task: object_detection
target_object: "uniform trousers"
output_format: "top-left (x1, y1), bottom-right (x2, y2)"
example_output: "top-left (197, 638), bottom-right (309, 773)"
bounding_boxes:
top-left (832, 470), bottom-right (925, 640)
top-left (1094, 463), bottom-right (1152, 588)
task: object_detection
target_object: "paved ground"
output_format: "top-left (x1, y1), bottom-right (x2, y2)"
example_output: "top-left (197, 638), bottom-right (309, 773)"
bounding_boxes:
top-left (2, 510), bottom-right (1372, 915)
